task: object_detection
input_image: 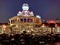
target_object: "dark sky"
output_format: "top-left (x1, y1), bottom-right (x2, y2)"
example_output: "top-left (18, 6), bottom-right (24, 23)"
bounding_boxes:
top-left (0, 0), bottom-right (60, 23)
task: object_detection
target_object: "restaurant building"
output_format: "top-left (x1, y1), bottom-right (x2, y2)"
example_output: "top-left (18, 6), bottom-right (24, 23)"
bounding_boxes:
top-left (8, 3), bottom-right (42, 34)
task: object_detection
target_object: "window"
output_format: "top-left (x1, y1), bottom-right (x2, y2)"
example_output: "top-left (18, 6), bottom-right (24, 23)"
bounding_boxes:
top-left (24, 18), bottom-right (26, 22)
top-left (11, 20), bottom-right (15, 23)
top-left (20, 18), bottom-right (33, 23)
top-left (11, 20), bottom-right (13, 23)
top-left (28, 18), bottom-right (32, 22)
top-left (20, 18), bottom-right (23, 22)
top-left (36, 19), bottom-right (39, 23)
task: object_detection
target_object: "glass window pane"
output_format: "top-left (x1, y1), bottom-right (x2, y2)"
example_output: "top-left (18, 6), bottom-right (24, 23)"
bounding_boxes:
top-left (28, 18), bottom-right (32, 22)
top-left (20, 18), bottom-right (23, 22)
top-left (24, 18), bottom-right (26, 22)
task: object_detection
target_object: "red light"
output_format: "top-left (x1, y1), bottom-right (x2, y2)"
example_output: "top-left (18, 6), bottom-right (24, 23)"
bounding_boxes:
top-left (48, 20), bottom-right (56, 24)
top-left (53, 42), bottom-right (60, 45)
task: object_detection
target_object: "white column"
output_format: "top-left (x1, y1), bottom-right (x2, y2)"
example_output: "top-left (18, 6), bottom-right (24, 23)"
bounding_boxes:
top-left (10, 20), bottom-right (11, 24)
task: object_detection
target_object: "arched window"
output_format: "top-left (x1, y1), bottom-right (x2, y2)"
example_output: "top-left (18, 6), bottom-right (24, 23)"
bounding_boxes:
top-left (24, 18), bottom-right (26, 22)
top-left (28, 18), bottom-right (33, 22)
top-left (20, 18), bottom-right (24, 22)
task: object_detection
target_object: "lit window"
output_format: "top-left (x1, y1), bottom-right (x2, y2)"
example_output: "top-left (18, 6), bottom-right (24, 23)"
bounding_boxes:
top-left (36, 19), bottom-right (39, 23)
top-left (28, 18), bottom-right (32, 22)
top-left (11, 20), bottom-right (15, 23)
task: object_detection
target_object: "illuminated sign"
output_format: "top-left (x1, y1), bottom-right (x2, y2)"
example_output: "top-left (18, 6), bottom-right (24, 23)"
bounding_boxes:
top-left (47, 20), bottom-right (56, 24)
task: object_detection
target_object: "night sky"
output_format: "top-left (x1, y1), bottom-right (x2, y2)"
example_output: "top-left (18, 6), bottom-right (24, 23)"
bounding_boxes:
top-left (0, 0), bottom-right (60, 23)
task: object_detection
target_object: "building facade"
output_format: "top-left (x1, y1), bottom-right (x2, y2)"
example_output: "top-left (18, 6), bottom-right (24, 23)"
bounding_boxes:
top-left (9, 3), bottom-right (42, 34)
top-left (0, 3), bottom-right (60, 35)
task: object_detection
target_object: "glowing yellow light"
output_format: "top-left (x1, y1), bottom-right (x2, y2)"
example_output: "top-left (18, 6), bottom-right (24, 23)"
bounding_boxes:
top-left (42, 24), bottom-right (45, 27)
top-left (3, 25), bottom-right (6, 28)
top-left (10, 24), bottom-right (13, 26)
top-left (27, 30), bottom-right (30, 32)
top-left (31, 29), bottom-right (34, 31)
top-left (16, 25), bottom-right (18, 27)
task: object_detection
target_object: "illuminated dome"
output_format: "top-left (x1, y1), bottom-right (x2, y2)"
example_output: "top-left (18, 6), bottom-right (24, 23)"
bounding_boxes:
top-left (16, 3), bottom-right (34, 16)
top-left (36, 15), bottom-right (41, 18)
top-left (22, 3), bottom-right (29, 10)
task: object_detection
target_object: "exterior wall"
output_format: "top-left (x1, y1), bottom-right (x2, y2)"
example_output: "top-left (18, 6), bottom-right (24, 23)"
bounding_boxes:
top-left (9, 16), bottom-right (42, 27)
top-left (9, 16), bottom-right (42, 34)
